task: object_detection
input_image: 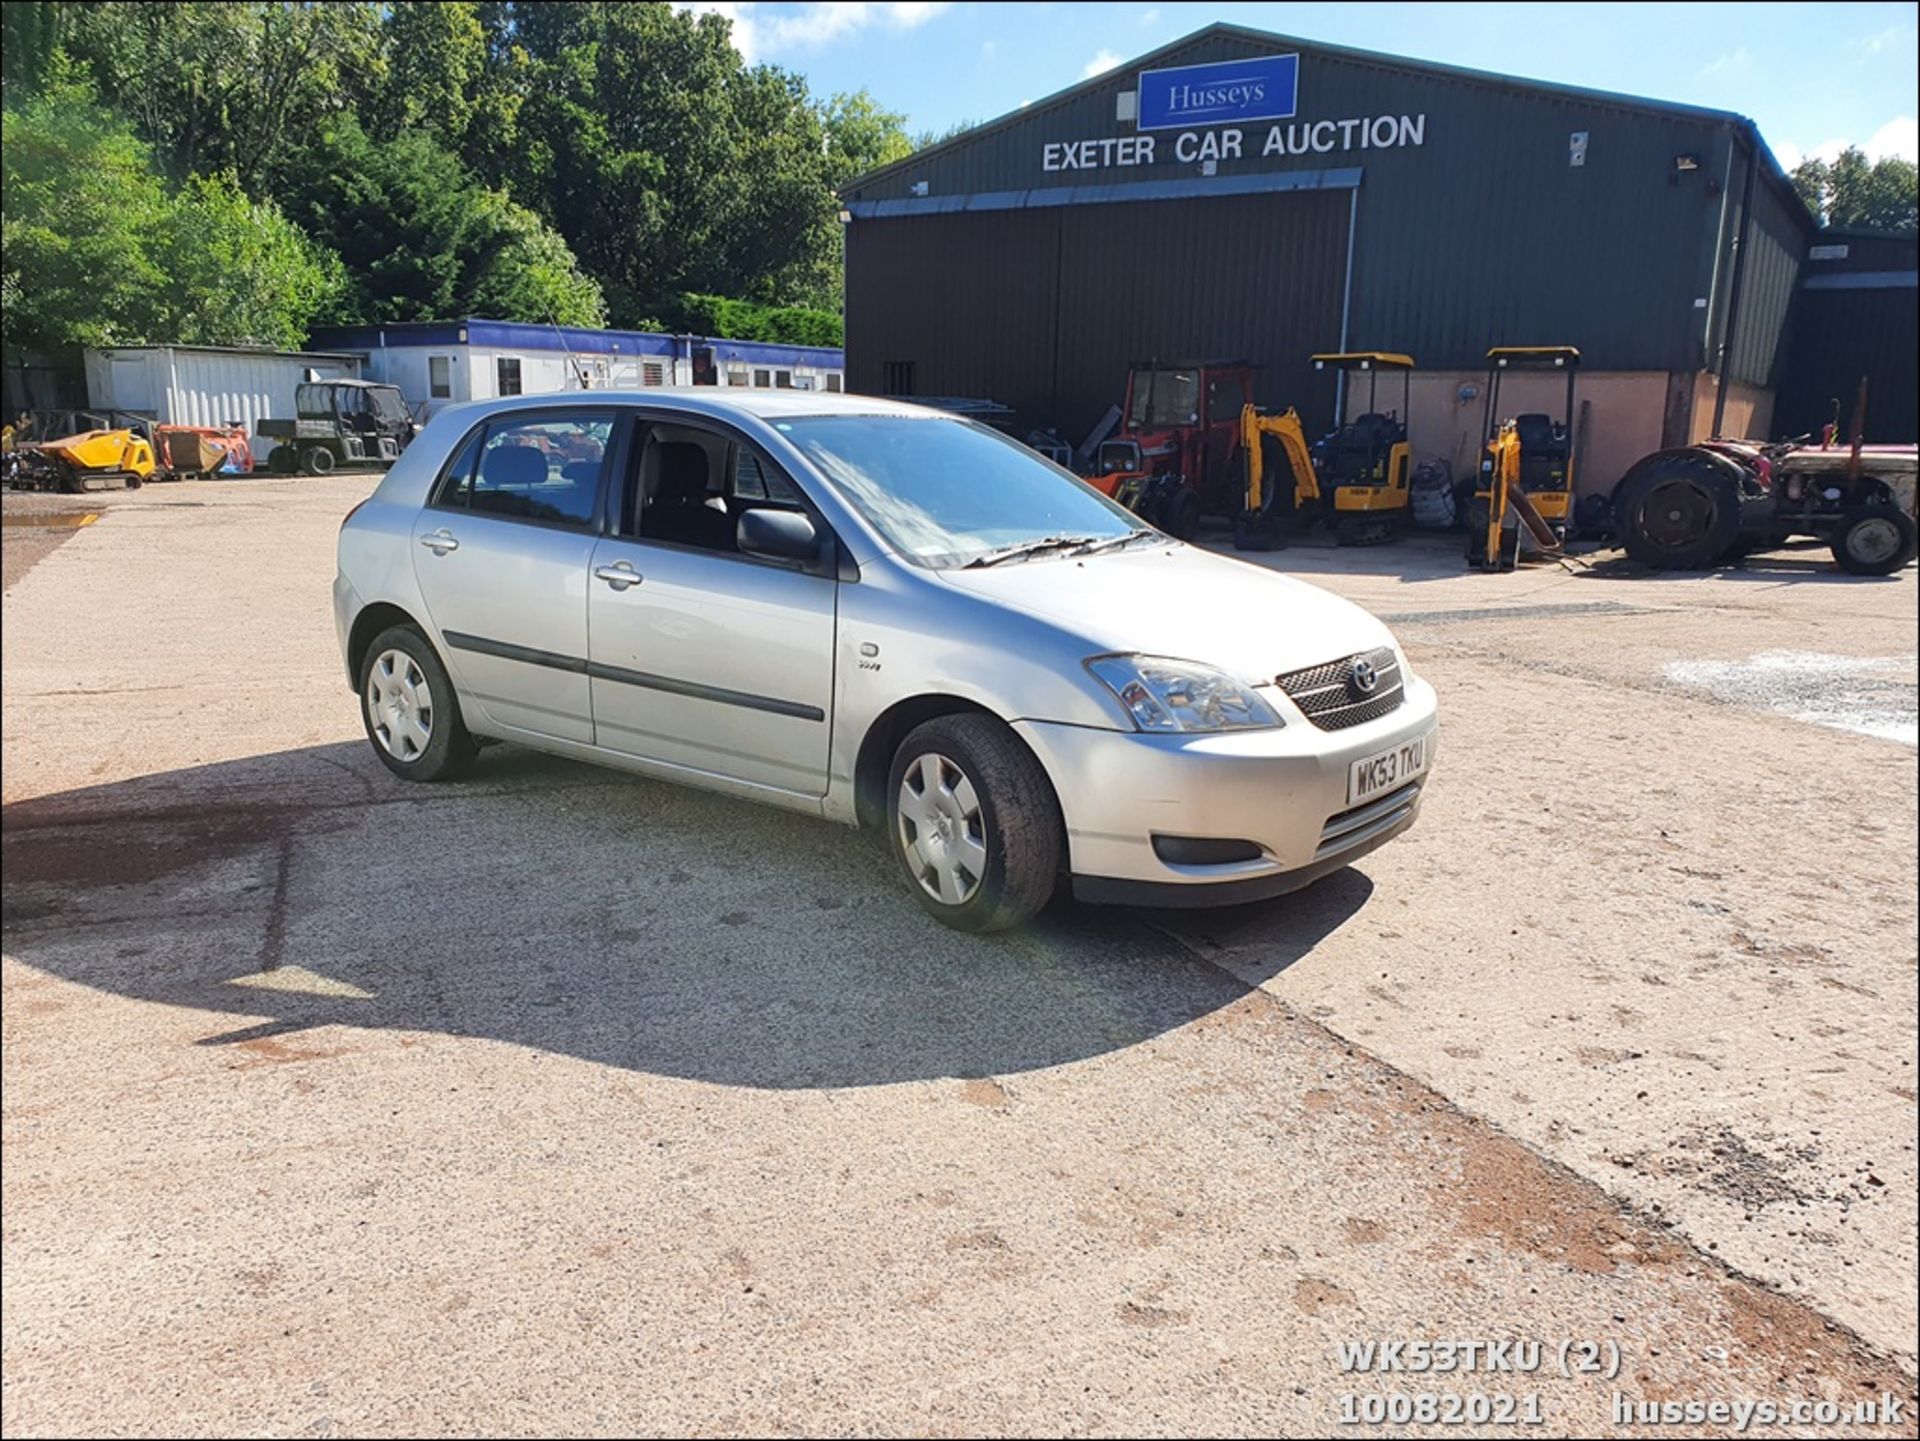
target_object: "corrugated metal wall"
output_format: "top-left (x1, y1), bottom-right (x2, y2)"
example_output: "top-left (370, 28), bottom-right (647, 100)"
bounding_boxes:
top-left (85, 347), bottom-right (359, 431)
top-left (1775, 295), bottom-right (1919, 443)
top-left (846, 26), bottom-right (1811, 377)
top-left (1724, 149), bottom-right (1804, 388)
top-left (847, 188), bottom-right (1348, 440)
top-left (168, 349), bottom-right (357, 429)
top-left (1774, 229), bottom-right (1916, 442)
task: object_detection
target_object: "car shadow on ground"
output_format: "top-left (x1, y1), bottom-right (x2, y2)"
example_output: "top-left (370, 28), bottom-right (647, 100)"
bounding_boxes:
top-left (2, 740), bottom-right (1374, 1090)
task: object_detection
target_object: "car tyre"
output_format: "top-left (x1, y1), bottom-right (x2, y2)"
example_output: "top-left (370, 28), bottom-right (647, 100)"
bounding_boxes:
top-left (1830, 503), bottom-right (1917, 576)
top-left (357, 624), bottom-right (478, 782)
top-left (301, 445), bottom-right (337, 476)
top-left (887, 714), bottom-right (1061, 933)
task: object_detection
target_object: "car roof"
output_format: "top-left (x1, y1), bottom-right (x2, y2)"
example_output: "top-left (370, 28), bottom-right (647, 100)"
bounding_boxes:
top-left (451, 388), bottom-right (943, 422)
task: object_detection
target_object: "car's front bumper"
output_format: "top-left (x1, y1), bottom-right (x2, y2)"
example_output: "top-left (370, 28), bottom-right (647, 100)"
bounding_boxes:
top-left (1014, 673), bottom-right (1437, 905)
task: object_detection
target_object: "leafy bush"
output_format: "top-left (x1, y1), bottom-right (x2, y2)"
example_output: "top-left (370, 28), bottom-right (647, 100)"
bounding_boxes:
top-left (674, 293), bottom-right (842, 348)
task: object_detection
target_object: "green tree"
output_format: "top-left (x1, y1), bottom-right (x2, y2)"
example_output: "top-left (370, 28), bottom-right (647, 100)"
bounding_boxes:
top-left (1, 59), bottom-right (341, 354)
top-left (367, 1), bottom-right (485, 150)
top-left (821, 92), bottom-right (915, 185)
top-left (480, 2), bottom-right (878, 324)
top-left (282, 119), bottom-right (604, 326)
top-left (61, 0), bottom-right (384, 191)
top-left (152, 174), bottom-right (345, 349)
top-left (674, 293), bottom-right (842, 347)
top-left (1791, 146), bottom-right (1919, 230)
top-left (1, 56), bottom-right (170, 353)
top-left (910, 117), bottom-right (979, 152)
top-left (0, 0), bottom-right (67, 98)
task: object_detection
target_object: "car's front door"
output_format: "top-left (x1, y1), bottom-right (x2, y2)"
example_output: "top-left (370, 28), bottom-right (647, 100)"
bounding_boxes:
top-left (586, 421), bottom-right (836, 796)
top-left (410, 409), bottom-right (617, 744)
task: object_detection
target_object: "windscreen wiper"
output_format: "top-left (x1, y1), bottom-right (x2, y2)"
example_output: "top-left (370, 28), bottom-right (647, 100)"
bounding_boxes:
top-left (1070, 530), bottom-right (1164, 557)
top-left (964, 535), bottom-right (1102, 568)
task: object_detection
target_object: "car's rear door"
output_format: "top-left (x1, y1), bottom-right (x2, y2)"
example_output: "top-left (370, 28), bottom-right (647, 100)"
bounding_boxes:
top-left (410, 408), bottom-right (619, 744)
top-left (585, 418), bottom-right (836, 796)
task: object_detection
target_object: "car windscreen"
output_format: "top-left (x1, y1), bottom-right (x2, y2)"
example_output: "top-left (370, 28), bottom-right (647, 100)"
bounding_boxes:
top-left (774, 415), bottom-right (1148, 568)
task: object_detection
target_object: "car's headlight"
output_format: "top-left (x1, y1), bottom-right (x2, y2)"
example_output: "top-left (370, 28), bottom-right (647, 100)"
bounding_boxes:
top-left (1086, 655), bottom-right (1283, 733)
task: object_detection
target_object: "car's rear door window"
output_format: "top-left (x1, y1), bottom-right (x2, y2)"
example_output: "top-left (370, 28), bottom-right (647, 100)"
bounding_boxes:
top-left (434, 414), bottom-right (614, 528)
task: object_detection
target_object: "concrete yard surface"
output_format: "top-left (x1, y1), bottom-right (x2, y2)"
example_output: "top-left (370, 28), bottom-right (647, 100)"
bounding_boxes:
top-left (3, 478), bottom-right (1916, 1436)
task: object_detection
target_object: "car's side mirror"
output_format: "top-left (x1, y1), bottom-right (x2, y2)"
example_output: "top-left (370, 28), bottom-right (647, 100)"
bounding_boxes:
top-left (737, 506), bottom-right (820, 562)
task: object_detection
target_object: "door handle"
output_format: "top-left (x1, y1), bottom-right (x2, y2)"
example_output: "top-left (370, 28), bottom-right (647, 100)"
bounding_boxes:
top-left (419, 529), bottom-right (459, 554)
top-left (594, 561), bottom-right (642, 590)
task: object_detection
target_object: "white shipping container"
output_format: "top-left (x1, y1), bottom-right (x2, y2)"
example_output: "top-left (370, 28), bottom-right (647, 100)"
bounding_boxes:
top-left (84, 345), bottom-right (362, 435)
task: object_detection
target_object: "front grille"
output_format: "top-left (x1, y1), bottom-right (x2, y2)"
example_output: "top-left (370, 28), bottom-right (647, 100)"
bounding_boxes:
top-left (1275, 646), bottom-right (1405, 731)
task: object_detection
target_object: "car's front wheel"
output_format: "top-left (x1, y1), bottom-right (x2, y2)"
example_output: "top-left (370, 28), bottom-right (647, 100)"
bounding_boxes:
top-left (887, 714), bottom-right (1061, 933)
top-left (358, 624), bottom-right (477, 782)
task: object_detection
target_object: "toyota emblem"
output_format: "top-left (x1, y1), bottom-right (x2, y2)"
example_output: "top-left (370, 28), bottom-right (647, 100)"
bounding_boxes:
top-left (1349, 657), bottom-right (1379, 696)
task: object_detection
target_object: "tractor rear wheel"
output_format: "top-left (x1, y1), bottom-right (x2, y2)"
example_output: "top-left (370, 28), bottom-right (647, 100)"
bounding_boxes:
top-left (1831, 504), bottom-right (1917, 576)
top-left (1616, 464), bottom-right (1739, 570)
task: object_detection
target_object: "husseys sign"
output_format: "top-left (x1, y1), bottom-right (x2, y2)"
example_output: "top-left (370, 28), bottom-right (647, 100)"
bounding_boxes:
top-left (1040, 53), bottom-right (1427, 173)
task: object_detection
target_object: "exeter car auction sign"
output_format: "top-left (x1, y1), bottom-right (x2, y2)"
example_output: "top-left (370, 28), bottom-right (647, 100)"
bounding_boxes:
top-left (1039, 54), bottom-right (1428, 174)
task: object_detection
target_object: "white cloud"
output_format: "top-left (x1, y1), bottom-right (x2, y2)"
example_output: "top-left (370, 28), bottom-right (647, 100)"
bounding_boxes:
top-left (1777, 119), bottom-right (1917, 173)
top-left (981, 38), bottom-right (997, 61)
top-left (1140, 6), bottom-right (1161, 24)
top-left (674, 2), bottom-right (950, 63)
top-left (1865, 116), bottom-right (1918, 162)
top-left (1697, 47), bottom-right (1753, 78)
top-left (1083, 48), bottom-right (1124, 79)
top-left (1860, 24), bottom-right (1916, 58)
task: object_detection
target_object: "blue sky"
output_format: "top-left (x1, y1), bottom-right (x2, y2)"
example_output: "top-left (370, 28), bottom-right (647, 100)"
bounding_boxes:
top-left (683, 1), bottom-right (1919, 169)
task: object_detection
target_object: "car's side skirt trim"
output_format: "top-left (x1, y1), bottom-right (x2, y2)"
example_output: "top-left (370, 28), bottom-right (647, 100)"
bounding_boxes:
top-left (442, 629), bottom-right (825, 722)
top-left (587, 661), bottom-right (826, 722)
top-left (443, 629), bottom-right (587, 674)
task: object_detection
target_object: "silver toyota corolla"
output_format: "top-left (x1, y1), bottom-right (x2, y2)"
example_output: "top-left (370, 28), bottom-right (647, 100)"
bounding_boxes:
top-left (334, 391), bottom-right (1437, 931)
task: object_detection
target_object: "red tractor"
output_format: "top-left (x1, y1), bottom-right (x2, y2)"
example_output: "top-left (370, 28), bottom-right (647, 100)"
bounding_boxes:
top-left (1087, 360), bottom-right (1255, 539)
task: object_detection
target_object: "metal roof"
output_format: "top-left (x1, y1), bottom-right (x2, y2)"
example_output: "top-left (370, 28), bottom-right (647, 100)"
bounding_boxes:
top-left (307, 318), bottom-right (842, 369)
top-left (846, 21), bottom-right (1812, 230)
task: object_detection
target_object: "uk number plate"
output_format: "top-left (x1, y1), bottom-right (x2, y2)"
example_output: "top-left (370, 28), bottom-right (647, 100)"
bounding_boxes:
top-left (1347, 732), bottom-right (1429, 807)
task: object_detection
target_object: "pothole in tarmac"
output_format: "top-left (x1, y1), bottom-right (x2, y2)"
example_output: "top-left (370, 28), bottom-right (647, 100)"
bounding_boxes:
top-left (1664, 650), bottom-right (1918, 745)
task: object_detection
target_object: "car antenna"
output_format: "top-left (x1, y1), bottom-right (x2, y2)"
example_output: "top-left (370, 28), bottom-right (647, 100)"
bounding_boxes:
top-left (546, 305), bottom-right (592, 389)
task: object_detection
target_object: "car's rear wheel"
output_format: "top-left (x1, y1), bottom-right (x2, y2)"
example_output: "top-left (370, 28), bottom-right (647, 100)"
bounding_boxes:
top-left (887, 714), bottom-right (1060, 933)
top-left (358, 625), bottom-right (477, 781)
top-left (1831, 504), bottom-right (1917, 576)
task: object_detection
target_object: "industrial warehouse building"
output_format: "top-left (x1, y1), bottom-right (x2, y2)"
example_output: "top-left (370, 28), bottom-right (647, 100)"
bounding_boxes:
top-left (842, 23), bottom-right (1917, 495)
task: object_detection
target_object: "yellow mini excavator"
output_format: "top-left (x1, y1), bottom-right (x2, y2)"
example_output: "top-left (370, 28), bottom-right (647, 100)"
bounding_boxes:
top-left (1466, 346), bottom-right (1578, 571)
top-left (1230, 352), bottom-right (1418, 550)
top-left (1229, 400), bottom-right (1318, 551)
top-left (1307, 352), bottom-right (1416, 545)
